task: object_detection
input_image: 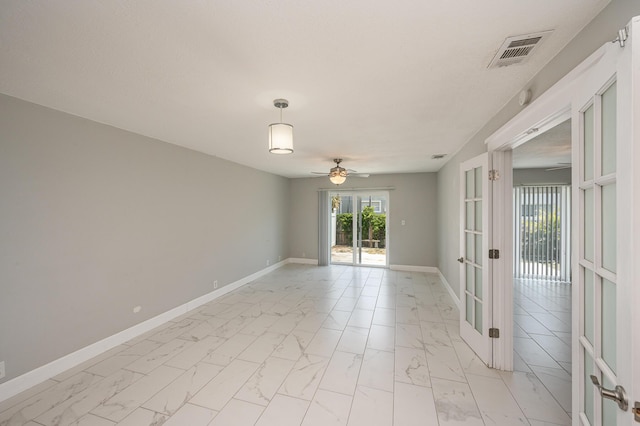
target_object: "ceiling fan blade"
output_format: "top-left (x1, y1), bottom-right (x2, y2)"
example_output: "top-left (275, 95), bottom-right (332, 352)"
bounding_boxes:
top-left (311, 172), bottom-right (329, 175)
top-left (350, 173), bottom-right (370, 178)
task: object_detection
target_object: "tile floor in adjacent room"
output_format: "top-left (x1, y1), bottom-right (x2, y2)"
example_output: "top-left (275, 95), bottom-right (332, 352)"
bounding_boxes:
top-left (513, 278), bottom-right (572, 419)
top-left (0, 265), bottom-right (572, 425)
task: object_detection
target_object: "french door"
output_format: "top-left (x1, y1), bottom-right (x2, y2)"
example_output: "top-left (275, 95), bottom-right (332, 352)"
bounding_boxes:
top-left (330, 192), bottom-right (388, 267)
top-left (572, 17), bottom-right (639, 425)
top-left (459, 153), bottom-right (491, 364)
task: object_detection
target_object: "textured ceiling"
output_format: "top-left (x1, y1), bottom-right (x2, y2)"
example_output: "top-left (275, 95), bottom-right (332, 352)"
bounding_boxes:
top-left (0, 0), bottom-right (609, 177)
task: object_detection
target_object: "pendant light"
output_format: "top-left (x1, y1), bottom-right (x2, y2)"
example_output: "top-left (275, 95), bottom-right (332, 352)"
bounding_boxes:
top-left (268, 99), bottom-right (293, 154)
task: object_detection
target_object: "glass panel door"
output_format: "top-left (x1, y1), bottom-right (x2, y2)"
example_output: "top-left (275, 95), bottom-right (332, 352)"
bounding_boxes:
top-left (355, 194), bottom-right (387, 266)
top-left (577, 78), bottom-right (619, 426)
top-left (459, 153), bottom-right (491, 364)
top-left (331, 192), bottom-right (388, 267)
top-left (331, 193), bottom-right (354, 264)
top-left (569, 23), bottom-right (640, 421)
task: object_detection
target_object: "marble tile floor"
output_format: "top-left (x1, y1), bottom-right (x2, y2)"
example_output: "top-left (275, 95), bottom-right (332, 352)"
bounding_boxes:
top-left (1, 265), bottom-right (571, 426)
top-left (513, 278), bottom-right (572, 418)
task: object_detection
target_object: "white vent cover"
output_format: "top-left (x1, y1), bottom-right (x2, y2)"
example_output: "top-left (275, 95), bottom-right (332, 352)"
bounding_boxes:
top-left (488, 30), bottom-right (553, 68)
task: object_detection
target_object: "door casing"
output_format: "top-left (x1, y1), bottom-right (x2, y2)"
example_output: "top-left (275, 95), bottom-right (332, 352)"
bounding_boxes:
top-left (484, 17), bottom-right (639, 424)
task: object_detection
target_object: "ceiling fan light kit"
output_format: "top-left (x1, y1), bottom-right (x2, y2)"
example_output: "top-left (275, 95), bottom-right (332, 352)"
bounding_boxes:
top-left (313, 159), bottom-right (368, 185)
top-left (329, 158), bottom-right (348, 185)
top-left (268, 98), bottom-right (293, 154)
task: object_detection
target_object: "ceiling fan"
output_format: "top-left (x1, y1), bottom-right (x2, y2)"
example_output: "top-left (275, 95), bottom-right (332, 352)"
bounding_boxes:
top-left (545, 162), bottom-right (572, 171)
top-left (312, 158), bottom-right (370, 185)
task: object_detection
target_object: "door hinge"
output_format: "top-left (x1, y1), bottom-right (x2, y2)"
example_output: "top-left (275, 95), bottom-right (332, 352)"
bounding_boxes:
top-left (612, 26), bottom-right (628, 48)
top-left (489, 249), bottom-right (500, 259)
top-left (489, 169), bottom-right (500, 181)
top-left (489, 328), bottom-right (500, 338)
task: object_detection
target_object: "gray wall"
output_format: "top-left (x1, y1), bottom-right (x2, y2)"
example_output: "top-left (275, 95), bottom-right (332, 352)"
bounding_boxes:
top-left (513, 168), bottom-right (572, 186)
top-left (0, 94), bottom-right (290, 383)
top-left (290, 173), bottom-right (438, 267)
top-left (437, 0), bottom-right (640, 298)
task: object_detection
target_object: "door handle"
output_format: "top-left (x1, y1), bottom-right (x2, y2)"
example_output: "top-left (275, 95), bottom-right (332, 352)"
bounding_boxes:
top-left (457, 257), bottom-right (464, 263)
top-left (590, 375), bottom-right (628, 411)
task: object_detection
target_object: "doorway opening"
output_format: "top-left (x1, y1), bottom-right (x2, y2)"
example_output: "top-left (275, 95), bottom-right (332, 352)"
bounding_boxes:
top-left (513, 184), bottom-right (571, 281)
top-left (330, 192), bottom-right (388, 266)
top-left (511, 119), bottom-right (572, 417)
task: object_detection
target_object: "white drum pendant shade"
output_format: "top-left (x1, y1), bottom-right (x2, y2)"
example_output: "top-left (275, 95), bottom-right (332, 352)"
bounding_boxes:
top-left (268, 122), bottom-right (293, 154)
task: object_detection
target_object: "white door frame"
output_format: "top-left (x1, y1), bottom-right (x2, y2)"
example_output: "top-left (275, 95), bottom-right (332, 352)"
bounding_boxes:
top-left (483, 42), bottom-right (611, 371)
top-left (485, 17), bottom-right (639, 424)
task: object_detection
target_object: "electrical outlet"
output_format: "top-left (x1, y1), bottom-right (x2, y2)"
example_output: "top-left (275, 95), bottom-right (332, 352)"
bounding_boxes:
top-left (266, 259), bottom-right (270, 266)
top-left (213, 280), bottom-right (218, 289)
top-left (0, 361), bottom-right (6, 379)
top-left (401, 220), bottom-right (406, 226)
top-left (133, 306), bottom-right (142, 313)
top-left (278, 256), bottom-right (282, 261)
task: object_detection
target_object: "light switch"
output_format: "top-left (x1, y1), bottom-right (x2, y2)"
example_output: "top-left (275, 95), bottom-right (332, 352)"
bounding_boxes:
top-left (401, 220), bottom-right (406, 226)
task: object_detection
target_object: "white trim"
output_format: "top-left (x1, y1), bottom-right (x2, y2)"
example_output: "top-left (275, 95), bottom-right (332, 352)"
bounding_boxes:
top-left (438, 269), bottom-right (461, 309)
top-left (0, 260), bottom-right (290, 402)
top-left (287, 257), bottom-right (319, 265)
top-left (389, 264), bottom-right (438, 273)
top-left (317, 187), bottom-right (395, 192)
top-left (490, 150), bottom-right (514, 371)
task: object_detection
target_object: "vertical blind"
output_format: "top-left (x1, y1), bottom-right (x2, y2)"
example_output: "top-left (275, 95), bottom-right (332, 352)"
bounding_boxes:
top-left (318, 190), bottom-right (330, 266)
top-left (513, 185), bottom-right (571, 281)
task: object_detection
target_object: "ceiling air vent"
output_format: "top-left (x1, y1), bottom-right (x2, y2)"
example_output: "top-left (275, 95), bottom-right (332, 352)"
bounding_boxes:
top-left (488, 30), bottom-right (553, 68)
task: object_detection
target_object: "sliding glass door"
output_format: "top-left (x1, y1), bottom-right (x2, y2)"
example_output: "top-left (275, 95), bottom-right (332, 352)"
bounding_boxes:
top-left (331, 192), bottom-right (388, 266)
top-left (513, 185), bottom-right (571, 281)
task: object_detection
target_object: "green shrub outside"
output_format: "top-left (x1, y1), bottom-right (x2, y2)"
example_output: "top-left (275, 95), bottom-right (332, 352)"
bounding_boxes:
top-left (336, 206), bottom-right (386, 246)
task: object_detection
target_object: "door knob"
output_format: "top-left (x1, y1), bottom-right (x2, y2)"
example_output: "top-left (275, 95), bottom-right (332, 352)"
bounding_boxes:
top-left (590, 375), bottom-right (628, 411)
top-left (457, 257), bottom-right (464, 263)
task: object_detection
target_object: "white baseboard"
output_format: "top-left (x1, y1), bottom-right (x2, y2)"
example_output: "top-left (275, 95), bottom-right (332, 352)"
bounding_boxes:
top-left (437, 268), bottom-right (461, 309)
top-left (389, 264), bottom-right (438, 273)
top-left (287, 258), bottom-right (318, 265)
top-left (0, 259), bottom-right (290, 403)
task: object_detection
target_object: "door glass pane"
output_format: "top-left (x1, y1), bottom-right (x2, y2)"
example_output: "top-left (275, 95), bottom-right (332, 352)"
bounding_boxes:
top-left (601, 82), bottom-right (617, 175)
top-left (474, 166), bottom-right (482, 197)
top-left (584, 104), bottom-right (594, 181)
top-left (355, 194), bottom-right (387, 267)
top-left (466, 201), bottom-right (474, 230)
top-left (331, 193), bottom-right (387, 266)
top-left (584, 188), bottom-right (594, 262)
top-left (475, 234), bottom-right (482, 266)
top-left (602, 184), bottom-right (616, 272)
top-left (332, 194), bottom-right (353, 264)
top-left (466, 294), bottom-right (473, 324)
top-left (466, 264), bottom-right (473, 292)
top-left (475, 267), bottom-right (482, 300)
top-left (584, 350), bottom-right (594, 425)
top-left (466, 170), bottom-right (474, 198)
top-left (466, 233), bottom-right (474, 263)
top-left (602, 279), bottom-right (617, 373)
top-left (584, 269), bottom-right (594, 345)
top-left (475, 201), bottom-right (482, 231)
top-left (474, 300), bottom-right (482, 333)
top-left (602, 375), bottom-right (617, 425)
